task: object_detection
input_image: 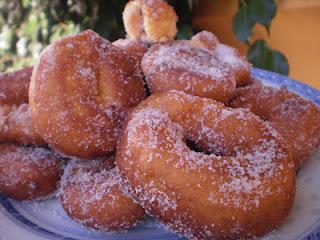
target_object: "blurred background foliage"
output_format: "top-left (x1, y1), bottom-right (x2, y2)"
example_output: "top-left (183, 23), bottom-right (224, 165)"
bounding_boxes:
top-left (0, 0), bottom-right (288, 75)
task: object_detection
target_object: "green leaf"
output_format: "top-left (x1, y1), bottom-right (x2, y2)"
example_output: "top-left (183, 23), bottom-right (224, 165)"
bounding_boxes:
top-left (247, 40), bottom-right (289, 75)
top-left (248, 0), bottom-right (276, 28)
top-left (22, 0), bottom-right (30, 8)
top-left (271, 50), bottom-right (289, 75)
top-left (176, 24), bottom-right (194, 40)
top-left (24, 13), bottom-right (40, 40)
top-left (247, 40), bottom-right (272, 69)
top-left (232, 3), bottom-right (255, 42)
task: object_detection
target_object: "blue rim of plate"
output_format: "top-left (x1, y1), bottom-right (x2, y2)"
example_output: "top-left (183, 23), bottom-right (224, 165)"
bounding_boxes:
top-left (0, 68), bottom-right (319, 240)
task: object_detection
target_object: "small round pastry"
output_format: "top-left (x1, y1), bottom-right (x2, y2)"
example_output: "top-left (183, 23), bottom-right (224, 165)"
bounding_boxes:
top-left (113, 38), bottom-right (149, 65)
top-left (0, 104), bottom-right (45, 145)
top-left (229, 81), bottom-right (320, 169)
top-left (190, 30), bottom-right (219, 50)
top-left (123, 0), bottom-right (178, 43)
top-left (116, 91), bottom-right (296, 240)
top-left (29, 30), bottom-right (146, 159)
top-left (0, 66), bottom-right (33, 105)
top-left (60, 157), bottom-right (145, 232)
top-left (191, 31), bottom-right (252, 86)
top-left (0, 143), bottom-right (63, 200)
top-left (141, 41), bottom-right (236, 103)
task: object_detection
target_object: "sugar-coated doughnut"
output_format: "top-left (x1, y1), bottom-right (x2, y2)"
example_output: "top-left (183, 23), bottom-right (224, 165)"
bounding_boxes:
top-left (29, 30), bottom-right (146, 159)
top-left (116, 90), bottom-right (296, 240)
top-left (113, 38), bottom-right (149, 65)
top-left (230, 81), bottom-right (320, 169)
top-left (60, 157), bottom-right (145, 231)
top-left (123, 0), bottom-right (177, 43)
top-left (0, 66), bottom-right (33, 105)
top-left (141, 41), bottom-right (236, 103)
top-left (0, 104), bottom-right (45, 145)
top-left (191, 31), bottom-right (252, 86)
top-left (0, 143), bottom-right (63, 200)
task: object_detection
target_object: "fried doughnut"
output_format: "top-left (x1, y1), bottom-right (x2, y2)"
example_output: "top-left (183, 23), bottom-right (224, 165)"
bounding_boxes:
top-left (0, 66), bottom-right (32, 105)
top-left (0, 103), bottom-right (45, 145)
top-left (0, 143), bottom-right (63, 200)
top-left (123, 0), bottom-right (178, 43)
top-left (191, 31), bottom-right (252, 86)
top-left (141, 41), bottom-right (236, 103)
top-left (113, 38), bottom-right (148, 64)
top-left (29, 30), bottom-right (146, 159)
top-left (230, 81), bottom-right (320, 169)
top-left (116, 91), bottom-right (296, 240)
top-left (60, 157), bottom-right (145, 231)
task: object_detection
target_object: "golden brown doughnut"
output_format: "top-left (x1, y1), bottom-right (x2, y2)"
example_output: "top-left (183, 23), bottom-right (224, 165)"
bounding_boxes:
top-left (0, 66), bottom-right (33, 105)
top-left (0, 143), bottom-right (63, 200)
top-left (116, 90), bottom-right (296, 240)
top-left (29, 30), bottom-right (146, 159)
top-left (113, 38), bottom-right (149, 65)
top-left (191, 31), bottom-right (252, 86)
top-left (0, 103), bottom-right (45, 145)
top-left (141, 41), bottom-right (236, 103)
top-left (229, 81), bottom-right (320, 169)
top-left (60, 157), bottom-right (145, 231)
top-left (123, 0), bottom-right (178, 43)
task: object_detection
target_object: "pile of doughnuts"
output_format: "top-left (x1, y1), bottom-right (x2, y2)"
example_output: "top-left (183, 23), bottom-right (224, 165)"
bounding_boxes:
top-left (1, 0), bottom-right (319, 239)
top-left (0, 67), bottom-right (64, 201)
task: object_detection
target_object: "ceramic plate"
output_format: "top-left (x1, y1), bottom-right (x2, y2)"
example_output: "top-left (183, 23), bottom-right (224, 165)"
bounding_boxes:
top-left (1, 68), bottom-right (320, 240)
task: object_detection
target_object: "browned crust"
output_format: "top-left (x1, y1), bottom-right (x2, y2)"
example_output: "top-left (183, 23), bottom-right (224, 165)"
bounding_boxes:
top-left (0, 143), bottom-right (63, 200)
top-left (0, 66), bottom-right (33, 105)
top-left (29, 30), bottom-right (146, 159)
top-left (116, 91), bottom-right (296, 239)
top-left (230, 81), bottom-right (320, 169)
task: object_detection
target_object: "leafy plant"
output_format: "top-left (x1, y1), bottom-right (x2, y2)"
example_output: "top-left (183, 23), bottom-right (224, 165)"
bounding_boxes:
top-left (0, 0), bottom-right (127, 71)
top-left (232, 0), bottom-right (289, 75)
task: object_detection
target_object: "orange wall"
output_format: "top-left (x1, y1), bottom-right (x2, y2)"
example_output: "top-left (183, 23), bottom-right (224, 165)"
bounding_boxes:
top-left (193, 0), bottom-right (320, 89)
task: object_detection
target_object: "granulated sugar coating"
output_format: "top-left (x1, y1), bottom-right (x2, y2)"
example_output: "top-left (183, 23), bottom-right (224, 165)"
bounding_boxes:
top-left (230, 80), bottom-right (320, 169)
top-left (116, 90), bottom-right (296, 240)
top-left (112, 39), bottom-right (149, 66)
top-left (0, 66), bottom-right (32, 105)
top-left (29, 30), bottom-right (146, 159)
top-left (59, 156), bottom-right (145, 232)
top-left (0, 103), bottom-right (45, 145)
top-left (0, 143), bottom-right (63, 200)
top-left (190, 31), bottom-right (252, 87)
top-left (141, 41), bottom-right (236, 103)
